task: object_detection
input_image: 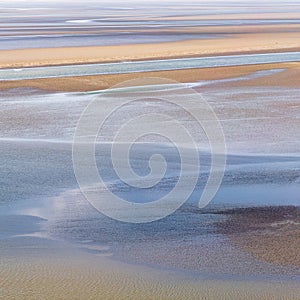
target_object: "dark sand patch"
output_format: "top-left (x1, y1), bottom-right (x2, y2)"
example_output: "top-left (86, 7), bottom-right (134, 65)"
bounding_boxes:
top-left (215, 206), bottom-right (300, 268)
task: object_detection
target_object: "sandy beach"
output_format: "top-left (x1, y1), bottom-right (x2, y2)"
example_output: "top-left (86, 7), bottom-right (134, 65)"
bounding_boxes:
top-left (1, 1), bottom-right (300, 299)
top-left (1, 236), bottom-right (299, 300)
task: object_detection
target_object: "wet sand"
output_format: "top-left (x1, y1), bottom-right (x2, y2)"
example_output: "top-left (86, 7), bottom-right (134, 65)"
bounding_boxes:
top-left (1, 74), bottom-right (299, 298)
top-left (1, 203), bottom-right (299, 300)
top-left (215, 206), bottom-right (300, 268)
top-left (1, 236), bottom-right (299, 300)
top-left (1, 3), bottom-right (300, 296)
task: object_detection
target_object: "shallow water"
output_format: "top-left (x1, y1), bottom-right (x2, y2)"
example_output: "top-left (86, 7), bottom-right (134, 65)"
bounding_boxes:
top-left (0, 72), bottom-right (299, 277)
top-left (1, 75), bottom-right (300, 206)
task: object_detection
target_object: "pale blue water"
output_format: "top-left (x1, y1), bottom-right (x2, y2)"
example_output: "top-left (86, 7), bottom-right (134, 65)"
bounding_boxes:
top-left (1, 75), bottom-right (299, 208)
top-left (0, 70), bottom-right (299, 278)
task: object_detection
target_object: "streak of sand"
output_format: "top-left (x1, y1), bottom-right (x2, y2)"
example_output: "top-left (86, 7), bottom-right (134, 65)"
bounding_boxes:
top-left (0, 238), bottom-right (299, 300)
top-left (1, 32), bottom-right (300, 69)
top-left (1, 62), bottom-right (300, 92)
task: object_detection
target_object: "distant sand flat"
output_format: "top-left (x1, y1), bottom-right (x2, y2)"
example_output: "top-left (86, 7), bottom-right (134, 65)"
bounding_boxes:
top-left (1, 32), bottom-right (300, 69)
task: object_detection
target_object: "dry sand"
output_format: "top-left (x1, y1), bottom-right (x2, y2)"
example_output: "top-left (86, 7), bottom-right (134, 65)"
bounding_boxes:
top-left (1, 32), bottom-right (300, 69)
top-left (1, 62), bottom-right (300, 92)
top-left (0, 237), bottom-right (299, 300)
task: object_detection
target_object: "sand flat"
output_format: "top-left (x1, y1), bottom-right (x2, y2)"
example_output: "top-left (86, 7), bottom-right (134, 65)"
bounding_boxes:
top-left (1, 32), bottom-right (300, 69)
top-left (1, 68), bottom-right (299, 299)
top-left (1, 3), bottom-right (300, 297)
top-left (1, 62), bottom-right (300, 92)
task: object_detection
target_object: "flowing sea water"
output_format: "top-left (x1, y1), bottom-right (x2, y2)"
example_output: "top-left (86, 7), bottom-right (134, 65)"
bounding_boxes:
top-left (1, 72), bottom-right (300, 277)
top-left (1, 74), bottom-right (300, 206)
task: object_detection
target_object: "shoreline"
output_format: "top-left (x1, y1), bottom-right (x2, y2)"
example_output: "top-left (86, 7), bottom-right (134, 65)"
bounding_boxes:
top-left (1, 236), bottom-right (299, 300)
top-left (3, 181), bottom-right (299, 275)
top-left (1, 157), bottom-right (299, 277)
top-left (1, 194), bottom-right (299, 299)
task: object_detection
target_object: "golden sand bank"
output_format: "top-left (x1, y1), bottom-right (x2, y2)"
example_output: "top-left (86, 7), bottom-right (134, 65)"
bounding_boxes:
top-left (1, 62), bottom-right (299, 92)
top-left (0, 32), bottom-right (300, 69)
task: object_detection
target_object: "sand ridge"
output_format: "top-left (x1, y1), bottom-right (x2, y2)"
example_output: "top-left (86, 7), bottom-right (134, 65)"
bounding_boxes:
top-left (1, 62), bottom-right (300, 92)
top-left (1, 32), bottom-right (300, 69)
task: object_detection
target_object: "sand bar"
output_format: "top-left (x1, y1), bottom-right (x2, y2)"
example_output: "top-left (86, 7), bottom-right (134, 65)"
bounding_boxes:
top-left (1, 32), bottom-right (300, 69)
top-left (1, 62), bottom-right (299, 92)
